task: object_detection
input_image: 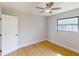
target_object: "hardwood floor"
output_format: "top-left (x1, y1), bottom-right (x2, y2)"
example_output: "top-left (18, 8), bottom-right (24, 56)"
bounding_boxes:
top-left (6, 42), bottom-right (57, 56)
top-left (6, 40), bottom-right (79, 56)
top-left (39, 40), bottom-right (79, 56)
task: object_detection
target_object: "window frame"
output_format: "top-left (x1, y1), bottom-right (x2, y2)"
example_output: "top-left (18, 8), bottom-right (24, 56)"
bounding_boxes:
top-left (57, 16), bottom-right (79, 32)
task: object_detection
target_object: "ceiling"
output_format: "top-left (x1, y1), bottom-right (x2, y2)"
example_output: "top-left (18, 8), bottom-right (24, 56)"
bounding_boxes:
top-left (0, 2), bottom-right (79, 16)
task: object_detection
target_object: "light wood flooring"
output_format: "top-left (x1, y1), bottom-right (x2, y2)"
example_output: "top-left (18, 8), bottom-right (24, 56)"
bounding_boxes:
top-left (6, 41), bottom-right (58, 56)
top-left (6, 40), bottom-right (79, 56)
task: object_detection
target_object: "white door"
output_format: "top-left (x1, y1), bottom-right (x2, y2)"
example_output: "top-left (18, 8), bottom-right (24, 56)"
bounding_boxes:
top-left (2, 14), bottom-right (18, 55)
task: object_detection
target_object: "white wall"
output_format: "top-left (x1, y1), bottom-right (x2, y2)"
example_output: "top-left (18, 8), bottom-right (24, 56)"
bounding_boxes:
top-left (2, 9), bottom-right (45, 48)
top-left (18, 14), bottom-right (45, 47)
top-left (47, 8), bottom-right (79, 52)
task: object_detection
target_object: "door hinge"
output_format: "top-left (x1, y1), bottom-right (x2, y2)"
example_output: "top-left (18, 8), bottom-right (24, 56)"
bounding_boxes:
top-left (0, 34), bottom-right (2, 37)
top-left (0, 18), bottom-right (2, 20)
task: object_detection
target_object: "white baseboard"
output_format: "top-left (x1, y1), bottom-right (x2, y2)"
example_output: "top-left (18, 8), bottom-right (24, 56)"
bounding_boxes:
top-left (18, 39), bottom-right (47, 49)
top-left (48, 40), bottom-right (79, 53)
top-left (3, 47), bottom-right (18, 56)
top-left (4, 39), bottom-right (47, 55)
top-left (4, 39), bottom-right (79, 55)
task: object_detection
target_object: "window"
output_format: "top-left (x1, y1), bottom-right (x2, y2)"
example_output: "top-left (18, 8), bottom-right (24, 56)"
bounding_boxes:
top-left (57, 16), bottom-right (79, 32)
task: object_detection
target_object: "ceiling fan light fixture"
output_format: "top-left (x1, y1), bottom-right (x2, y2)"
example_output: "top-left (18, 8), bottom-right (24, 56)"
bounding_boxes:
top-left (36, 2), bottom-right (61, 14)
top-left (45, 9), bottom-right (50, 12)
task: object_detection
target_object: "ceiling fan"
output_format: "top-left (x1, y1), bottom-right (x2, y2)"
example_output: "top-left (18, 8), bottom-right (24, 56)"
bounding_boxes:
top-left (36, 2), bottom-right (61, 13)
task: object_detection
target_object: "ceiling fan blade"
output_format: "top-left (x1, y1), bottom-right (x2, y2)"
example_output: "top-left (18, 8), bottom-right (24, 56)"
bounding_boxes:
top-left (36, 7), bottom-right (44, 9)
top-left (40, 11), bottom-right (45, 13)
top-left (51, 7), bottom-right (61, 10)
top-left (46, 2), bottom-right (54, 8)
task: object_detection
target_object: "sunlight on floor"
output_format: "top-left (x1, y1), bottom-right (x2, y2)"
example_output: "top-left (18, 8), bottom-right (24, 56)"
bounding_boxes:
top-left (57, 54), bottom-right (62, 56)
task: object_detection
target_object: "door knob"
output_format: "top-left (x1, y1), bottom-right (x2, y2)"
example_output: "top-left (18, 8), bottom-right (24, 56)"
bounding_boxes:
top-left (16, 34), bottom-right (18, 36)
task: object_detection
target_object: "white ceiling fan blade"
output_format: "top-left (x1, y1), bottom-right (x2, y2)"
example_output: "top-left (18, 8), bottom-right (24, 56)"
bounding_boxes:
top-left (36, 7), bottom-right (44, 9)
top-left (40, 11), bottom-right (45, 13)
top-left (51, 7), bottom-right (61, 10)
